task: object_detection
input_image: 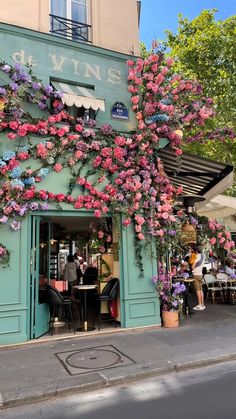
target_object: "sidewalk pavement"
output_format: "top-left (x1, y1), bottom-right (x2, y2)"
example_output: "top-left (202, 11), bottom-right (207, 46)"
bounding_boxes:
top-left (1, 302), bottom-right (236, 409)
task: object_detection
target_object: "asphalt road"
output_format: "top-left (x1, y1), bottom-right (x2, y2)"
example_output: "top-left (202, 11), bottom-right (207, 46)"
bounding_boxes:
top-left (2, 361), bottom-right (236, 419)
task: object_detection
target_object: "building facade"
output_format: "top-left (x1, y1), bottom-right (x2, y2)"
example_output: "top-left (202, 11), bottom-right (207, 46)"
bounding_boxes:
top-left (0, 1), bottom-right (161, 346)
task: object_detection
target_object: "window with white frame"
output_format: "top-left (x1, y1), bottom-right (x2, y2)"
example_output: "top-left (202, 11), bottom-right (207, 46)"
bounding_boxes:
top-left (50, 0), bottom-right (89, 42)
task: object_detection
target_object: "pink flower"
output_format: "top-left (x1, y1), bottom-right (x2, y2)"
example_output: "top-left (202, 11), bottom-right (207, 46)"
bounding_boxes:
top-left (54, 163), bottom-right (63, 172)
top-left (131, 96), bottom-right (139, 105)
top-left (46, 142), bottom-right (54, 150)
top-left (75, 124), bottom-right (84, 132)
top-left (98, 231), bottom-right (104, 239)
top-left (123, 218), bottom-right (131, 226)
top-left (138, 233), bottom-right (145, 240)
top-left (94, 210), bottom-right (102, 217)
top-left (210, 237), bottom-right (216, 245)
top-left (75, 150), bottom-right (83, 160)
top-left (7, 132), bottom-right (17, 140)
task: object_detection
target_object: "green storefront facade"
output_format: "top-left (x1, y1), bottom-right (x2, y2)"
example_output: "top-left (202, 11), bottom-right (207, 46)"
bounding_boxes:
top-left (0, 23), bottom-right (160, 346)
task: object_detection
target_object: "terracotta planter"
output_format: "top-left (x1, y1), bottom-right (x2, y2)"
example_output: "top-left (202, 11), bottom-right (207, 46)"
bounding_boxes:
top-left (162, 310), bottom-right (179, 328)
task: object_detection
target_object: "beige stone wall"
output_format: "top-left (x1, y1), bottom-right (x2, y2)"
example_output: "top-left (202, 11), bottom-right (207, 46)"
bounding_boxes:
top-left (91, 0), bottom-right (140, 55)
top-left (0, 0), bottom-right (140, 55)
top-left (0, 0), bottom-right (49, 32)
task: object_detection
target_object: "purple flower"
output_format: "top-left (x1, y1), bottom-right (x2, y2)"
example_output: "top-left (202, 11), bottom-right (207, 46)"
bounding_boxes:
top-left (0, 215), bottom-right (8, 223)
top-left (53, 90), bottom-right (63, 99)
top-left (100, 124), bottom-right (113, 135)
top-left (1, 64), bottom-right (11, 73)
top-left (44, 85), bottom-right (53, 96)
top-left (0, 87), bottom-right (6, 95)
top-left (32, 82), bottom-right (42, 91)
top-left (19, 206), bottom-right (28, 216)
top-left (12, 108), bottom-right (24, 119)
top-left (38, 101), bottom-right (47, 110)
top-left (10, 220), bottom-right (22, 231)
top-left (40, 203), bottom-right (49, 210)
top-left (30, 202), bottom-right (39, 210)
top-left (9, 82), bottom-right (19, 91)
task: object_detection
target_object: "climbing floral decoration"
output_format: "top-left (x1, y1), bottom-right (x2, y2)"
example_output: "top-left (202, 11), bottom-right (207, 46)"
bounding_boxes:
top-left (0, 46), bottom-right (233, 272)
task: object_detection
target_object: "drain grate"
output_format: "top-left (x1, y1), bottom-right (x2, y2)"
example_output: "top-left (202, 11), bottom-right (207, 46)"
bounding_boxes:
top-left (55, 344), bottom-right (135, 375)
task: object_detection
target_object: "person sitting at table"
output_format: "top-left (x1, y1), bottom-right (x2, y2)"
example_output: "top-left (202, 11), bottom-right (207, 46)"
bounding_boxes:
top-left (83, 264), bottom-right (98, 285)
top-left (190, 246), bottom-right (206, 311)
top-left (225, 260), bottom-right (236, 277)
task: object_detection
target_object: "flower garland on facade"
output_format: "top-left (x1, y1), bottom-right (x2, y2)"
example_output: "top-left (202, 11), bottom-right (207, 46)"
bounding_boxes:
top-left (0, 51), bottom-right (233, 272)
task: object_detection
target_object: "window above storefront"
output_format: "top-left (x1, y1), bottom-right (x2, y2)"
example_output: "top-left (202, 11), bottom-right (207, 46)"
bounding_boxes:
top-left (50, 0), bottom-right (91, 43)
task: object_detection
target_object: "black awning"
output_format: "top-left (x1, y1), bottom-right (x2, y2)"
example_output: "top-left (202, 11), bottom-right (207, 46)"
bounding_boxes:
top-left (158, 148), bottom-right (234, 197)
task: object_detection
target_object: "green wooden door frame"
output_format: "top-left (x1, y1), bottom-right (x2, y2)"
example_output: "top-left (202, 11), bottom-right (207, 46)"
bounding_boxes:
top-left (27, 209), bottom-right (125, 329)
top-left (29, 215), bottom-right (50, 339)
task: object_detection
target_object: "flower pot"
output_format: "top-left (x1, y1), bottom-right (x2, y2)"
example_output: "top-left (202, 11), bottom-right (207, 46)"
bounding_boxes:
top-left (162, 310), bottom-right (179, 328)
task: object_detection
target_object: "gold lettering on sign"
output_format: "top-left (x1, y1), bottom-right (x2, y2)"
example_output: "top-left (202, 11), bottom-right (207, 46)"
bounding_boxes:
top-left (49, 54), bottom-right (66, 72)
top-left (84, 64), bottom-right (101, 80)
top-left (107, 68), bottom-right (121, 84)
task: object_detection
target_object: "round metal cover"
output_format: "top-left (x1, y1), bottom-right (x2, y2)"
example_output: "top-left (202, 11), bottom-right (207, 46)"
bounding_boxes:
top-left (66, 348), bottom-right (122, 370)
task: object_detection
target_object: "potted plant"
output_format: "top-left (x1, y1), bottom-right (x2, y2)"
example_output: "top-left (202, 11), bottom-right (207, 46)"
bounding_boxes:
top-left (152, 271), bottom-right (186, 328)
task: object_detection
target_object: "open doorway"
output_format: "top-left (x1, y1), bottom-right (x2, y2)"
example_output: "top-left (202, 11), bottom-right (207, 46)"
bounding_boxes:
top-left (30, 214), bottom-right (120, 339)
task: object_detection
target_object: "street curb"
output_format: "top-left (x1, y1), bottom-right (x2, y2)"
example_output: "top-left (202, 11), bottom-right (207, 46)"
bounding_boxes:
top-left (174, 353), bottom-right (236, 372)
top-left (1, 353), bottom-right (236, 410)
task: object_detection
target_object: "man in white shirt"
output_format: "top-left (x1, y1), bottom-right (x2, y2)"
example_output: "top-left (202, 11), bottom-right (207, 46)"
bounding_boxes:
top-left (191, 246), bottom-right (206, 311)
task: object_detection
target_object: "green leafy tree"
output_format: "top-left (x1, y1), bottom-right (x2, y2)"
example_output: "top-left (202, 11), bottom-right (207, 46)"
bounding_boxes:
top-left (164, 9), bottom-right (236, 194)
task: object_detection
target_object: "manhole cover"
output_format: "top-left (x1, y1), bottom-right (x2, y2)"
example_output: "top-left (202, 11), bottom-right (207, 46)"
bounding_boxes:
top-left (55, 345), bottom-right (135, 375)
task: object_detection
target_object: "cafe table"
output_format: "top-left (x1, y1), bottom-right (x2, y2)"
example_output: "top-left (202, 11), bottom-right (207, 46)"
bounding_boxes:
top-left (73, 284), bottom-right (97, 332)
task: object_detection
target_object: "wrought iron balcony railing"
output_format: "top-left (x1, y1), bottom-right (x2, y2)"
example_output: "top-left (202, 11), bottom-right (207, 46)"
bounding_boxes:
top-left (50, 14), bottom-right (91, 43)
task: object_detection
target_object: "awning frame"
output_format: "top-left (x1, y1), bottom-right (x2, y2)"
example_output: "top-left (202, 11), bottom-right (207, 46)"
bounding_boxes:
top-left (51, 80), bottom-right (105, 112)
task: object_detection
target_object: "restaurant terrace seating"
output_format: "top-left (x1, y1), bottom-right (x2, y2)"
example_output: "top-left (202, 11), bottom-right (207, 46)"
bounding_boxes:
top-left (203, 274), bottom-right (224, 304)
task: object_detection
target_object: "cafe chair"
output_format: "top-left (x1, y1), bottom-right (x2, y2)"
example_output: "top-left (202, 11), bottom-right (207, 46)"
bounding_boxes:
top-left (216, 272), bottom-right (230, 301)
top-left (97, 277), bottom-right (119, 330)
top-left (46, 285), bottom-right (76, 335)
top-left (203, 274), bottom-right (224, 304)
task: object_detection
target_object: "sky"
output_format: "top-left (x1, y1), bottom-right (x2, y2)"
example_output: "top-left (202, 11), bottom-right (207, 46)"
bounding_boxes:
top-left (140, 0), bottom-right (236, 48)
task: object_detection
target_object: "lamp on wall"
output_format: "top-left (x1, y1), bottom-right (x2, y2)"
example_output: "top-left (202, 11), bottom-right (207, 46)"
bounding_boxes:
top-left (177, 194), bottom-right (206, 214)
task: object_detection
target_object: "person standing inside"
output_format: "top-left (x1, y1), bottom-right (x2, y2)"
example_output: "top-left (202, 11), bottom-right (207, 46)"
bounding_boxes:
top-left (190, 246), bottom-right (206, 311)
top-left (64, 254), bottom-right (78, 295)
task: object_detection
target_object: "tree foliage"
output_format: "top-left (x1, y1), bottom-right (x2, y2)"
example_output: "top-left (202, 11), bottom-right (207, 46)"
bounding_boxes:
top-left (164, 9), bottom-right (236, 194)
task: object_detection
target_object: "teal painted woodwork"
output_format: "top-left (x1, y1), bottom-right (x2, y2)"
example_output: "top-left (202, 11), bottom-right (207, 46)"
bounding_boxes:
top-left (30, 216), bottom-right (50, 339)
top-left (0, 220), bottom-right (28, 345)
top-left (120, 224), bottom-right (161, 328)
top-left (0, 23), bottom-right (137, 133)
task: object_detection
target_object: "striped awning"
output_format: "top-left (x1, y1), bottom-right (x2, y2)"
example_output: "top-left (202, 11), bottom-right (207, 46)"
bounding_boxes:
top-left (158, 148), bottom-right (234, 202)
top-left (52, 81), bottom-right (105, 111)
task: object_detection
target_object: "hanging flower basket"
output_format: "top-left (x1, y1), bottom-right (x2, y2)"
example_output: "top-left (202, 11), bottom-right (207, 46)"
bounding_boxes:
top-left (162, 310), bottom-right (179, 328)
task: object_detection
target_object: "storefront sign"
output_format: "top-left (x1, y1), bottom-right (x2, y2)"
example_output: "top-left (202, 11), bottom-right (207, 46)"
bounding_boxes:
top-left (111, 102), bottom-right (129, 120)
